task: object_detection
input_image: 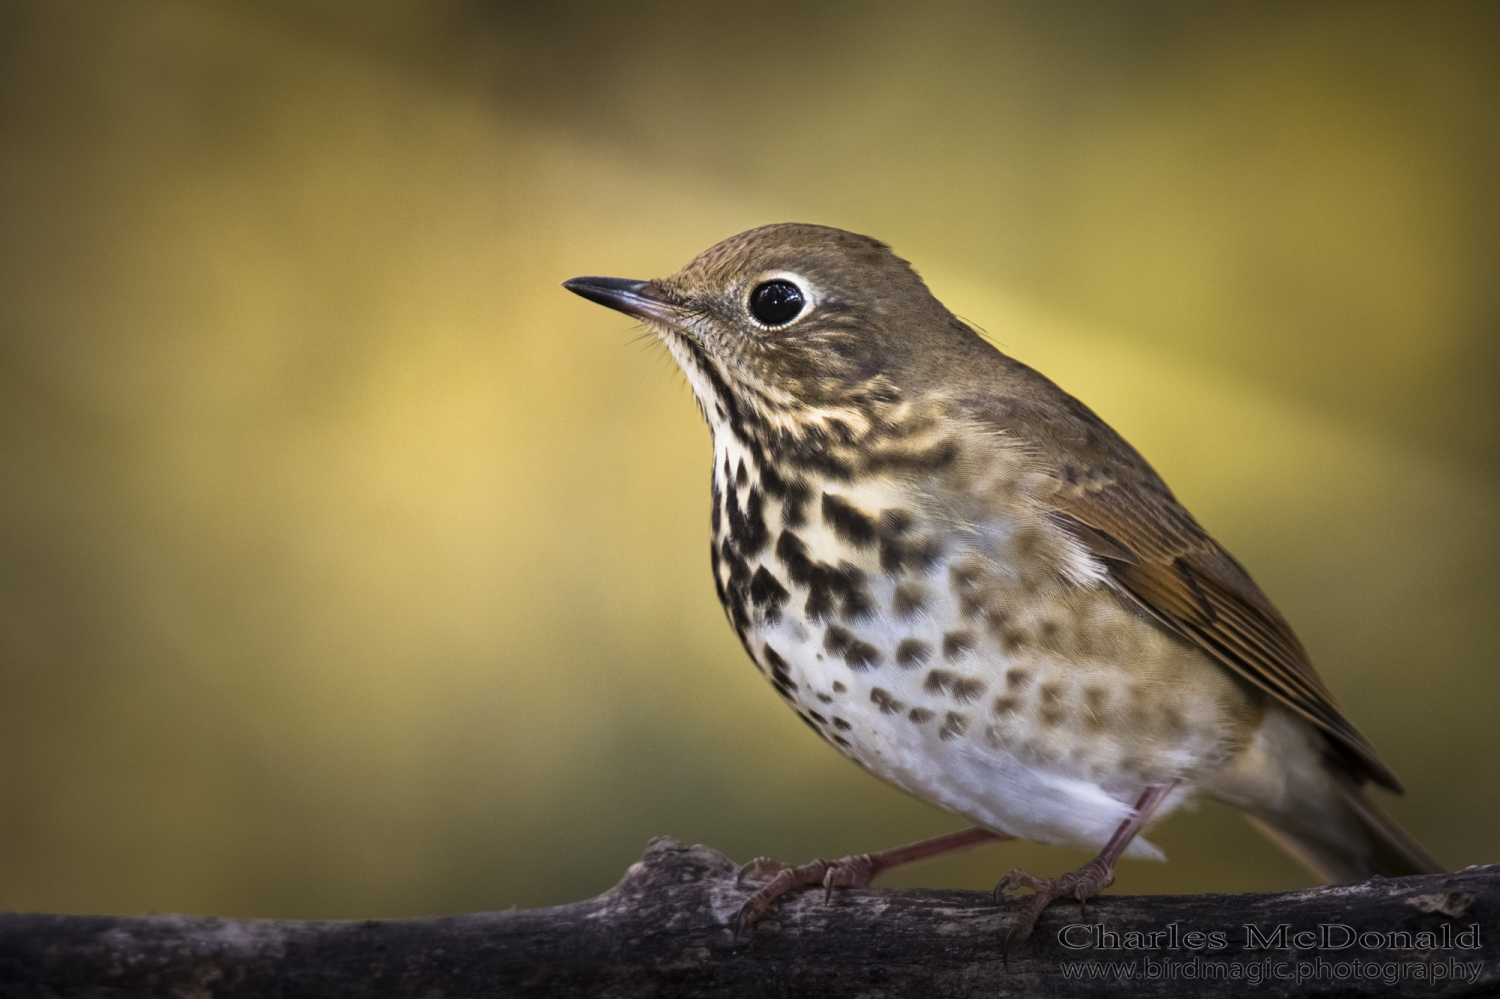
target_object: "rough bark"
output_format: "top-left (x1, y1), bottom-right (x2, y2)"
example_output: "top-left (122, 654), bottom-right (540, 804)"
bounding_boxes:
top-left (0, 837), bottom-right (1494, 997)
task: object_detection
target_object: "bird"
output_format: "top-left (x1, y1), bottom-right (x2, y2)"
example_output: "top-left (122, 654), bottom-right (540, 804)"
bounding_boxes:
top-left (562, 223), bottom-right (1441, 943)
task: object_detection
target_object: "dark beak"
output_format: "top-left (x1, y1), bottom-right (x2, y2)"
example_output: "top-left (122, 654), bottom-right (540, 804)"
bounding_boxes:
top-left (562, 276), bottom-right (680, 325)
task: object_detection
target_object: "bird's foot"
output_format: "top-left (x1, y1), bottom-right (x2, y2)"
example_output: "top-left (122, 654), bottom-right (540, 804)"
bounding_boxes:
top-left (994, 856), bottom-right (1115, 944)
top-left (729, 828), bottom-right (1007, 941)
top-left (732, 853), bottom-right (879, 937)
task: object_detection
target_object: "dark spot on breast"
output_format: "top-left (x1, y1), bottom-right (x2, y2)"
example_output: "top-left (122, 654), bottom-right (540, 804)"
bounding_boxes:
top-left (879, 535), bottom-right (941, 574)
top-left (877, 511), bottom-right (941, 573)
top-left (949, 562), bottom-right (983, 591)
top-left (925, 669), bottom-right (988, 703)
top-left (720, 539), bottom-right (752, 637)
top-left (782, 479), bottom-right (810, 527)
top-left (1005, 668), bottom-right (1031, 689)
top-left (872, 510), bottom-right (906, 568)
top-left (942, 631), bottom-right (976, 660)
top-left (821, 493), bottom-right (877, 548)
top-left (880, 509), bottom-right (913, 535)
top-left (709, 542), bottom-right (726, 606)
top-left (999, 628), bottom-right (1030, 653)
top-left (1038, 619), bottom-right (1064, 653)
top-left (895, 638), bottom-right (932, 669)
top-left (727, 485), bottom-right (768, 556)
top-left (804, 579), bottom-right (836, 622)
top-left (892, 582), bottom-right (927, 619)
top-left (939, 711), bottom-right (969, 741)
top-left (778, 532), bottom-right (874, 622)
top-left (908, 707), bottom-right (934, 724)
top-left (760, 462), bottom-right (787, 497)
top-left (736, 459), bottom-right (748, 488)
top-left (816, 692), bottom-right (833, 704)
top-left (1014, 526), bottom-right (1043, 560)
top-left (834, 567), bottom-right (876, 620)
top-left (823, 625), bottom-right (883, 670)
top-left (868, 440), bottom-right (958, 474)
top-left (770, 424), bottom-right (854, 480)
top-left (808, 709), bottom-right (827, 724)
top-left (949, 561), bottom-right (996, 618)
top-left (710, 477), bottom-right (722, 535)
top-left (952, 677), bottom-right (986, 703)
top-left (992, 696), bottom-right (1020, 716)
top-left (764, 644), bottom-right (797, 697)
top-left (776, 530), bottom-right (813, 580)
top-left (832, 734), bottom-right (851, 748)
top-left (917, 440), bottom-right (959, 472)
top-left (870, 687), bottom-right (905, 714)
top-left (924, 669), bottom-right (955, 694)
top-left (1037, 683), bottom-right (1066, 725)
top-left (1083, 686), bottom-right (1108, 732)
top-left (749, 567), bottom-right (789, 621)
top-left (832, 681), bottom-right (847, 693)
top-left (832, 717), bottom-right (851, 731)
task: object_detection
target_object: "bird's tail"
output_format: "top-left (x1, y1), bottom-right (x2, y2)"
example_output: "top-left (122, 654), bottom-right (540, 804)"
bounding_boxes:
top-left (1247, 771), bottom-right (1442, 882)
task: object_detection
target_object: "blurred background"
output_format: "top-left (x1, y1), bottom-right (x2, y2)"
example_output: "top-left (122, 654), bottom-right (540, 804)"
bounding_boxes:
top-left (0, 0), bottom-right (1496, 919)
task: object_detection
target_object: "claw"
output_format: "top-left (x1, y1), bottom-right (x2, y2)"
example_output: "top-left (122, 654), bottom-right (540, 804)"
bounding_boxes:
top-left (994, 783), bottom-right (1174, 960)
top-left (734, 875), bottom-right (789, 942)
top-left (731, 906), bottom-right (748, 943)
top-left (735, 857), bottom-right (789, 888)
top-left (995, 860), bottom-right (1117, 945)
top-left (729, 827), bottom-right (1009, 940)
top-left (994, 867), bottom-right (1043, 898)
top-left (733, 851), bottom-right (884, 937)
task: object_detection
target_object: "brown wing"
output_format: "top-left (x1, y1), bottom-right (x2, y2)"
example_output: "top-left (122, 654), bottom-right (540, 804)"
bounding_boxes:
top-left (970, 366), bottom-right (1401, 792)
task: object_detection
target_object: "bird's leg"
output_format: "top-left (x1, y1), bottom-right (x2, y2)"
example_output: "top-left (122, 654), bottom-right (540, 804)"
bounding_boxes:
top-left (995, 782), bottom-right (1177, 945)
top-left (734, 826), bottom-right (1009, 936)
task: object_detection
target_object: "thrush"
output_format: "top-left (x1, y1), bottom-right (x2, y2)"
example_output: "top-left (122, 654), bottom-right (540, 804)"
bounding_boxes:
top-left (563, 224), bottom-right (1441, 943)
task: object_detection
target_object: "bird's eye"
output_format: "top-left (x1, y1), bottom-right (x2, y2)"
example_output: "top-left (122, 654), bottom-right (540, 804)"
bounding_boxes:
top-left (748, 280), bottom-right (805, 327)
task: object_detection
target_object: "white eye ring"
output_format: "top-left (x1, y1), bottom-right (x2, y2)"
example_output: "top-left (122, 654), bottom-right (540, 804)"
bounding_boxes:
top-left (745, 272), bottom-right (814, 329)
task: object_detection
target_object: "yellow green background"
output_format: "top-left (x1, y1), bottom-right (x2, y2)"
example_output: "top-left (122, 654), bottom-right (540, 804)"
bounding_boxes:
top-left (1, 0), bottom-right (1496, 918)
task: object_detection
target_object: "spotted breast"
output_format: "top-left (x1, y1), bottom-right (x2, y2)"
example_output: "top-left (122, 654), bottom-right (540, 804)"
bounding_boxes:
top-left (708, 402), bottom-right (1262, 856)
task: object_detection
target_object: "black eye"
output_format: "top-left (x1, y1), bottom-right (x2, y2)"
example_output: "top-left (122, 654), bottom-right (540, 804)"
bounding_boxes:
top-left (749, 279), bottom-right (805, 327)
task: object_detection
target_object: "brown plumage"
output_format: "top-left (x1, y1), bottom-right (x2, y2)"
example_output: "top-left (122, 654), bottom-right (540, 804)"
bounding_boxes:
top-left (563, 223), bottom-right (1441, 939)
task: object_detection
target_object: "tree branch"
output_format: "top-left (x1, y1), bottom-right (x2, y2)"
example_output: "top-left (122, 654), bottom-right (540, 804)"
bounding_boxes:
top-left (0, 837), bottom-right (1494, 997)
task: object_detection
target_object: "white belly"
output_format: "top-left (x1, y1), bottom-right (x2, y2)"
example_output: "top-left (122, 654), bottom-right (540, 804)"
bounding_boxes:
top-left (750, 563), bottom-right (1172, 858)
top-left (711, 435), bottom-right (1239, 858)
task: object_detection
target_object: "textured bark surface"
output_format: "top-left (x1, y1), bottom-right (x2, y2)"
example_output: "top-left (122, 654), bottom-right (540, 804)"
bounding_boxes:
top-left (0, 837), bottom-right (1494, 997)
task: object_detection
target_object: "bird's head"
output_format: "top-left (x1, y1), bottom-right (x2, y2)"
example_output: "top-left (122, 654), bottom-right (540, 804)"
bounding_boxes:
top-left (564, 224), bottom-right (991, 435)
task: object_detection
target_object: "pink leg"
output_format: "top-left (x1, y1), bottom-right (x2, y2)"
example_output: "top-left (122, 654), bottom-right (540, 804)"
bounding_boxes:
top-left (995, 782), bottom-right (1177, 944)
top-left (735, 826), bottom-right (1010, 936)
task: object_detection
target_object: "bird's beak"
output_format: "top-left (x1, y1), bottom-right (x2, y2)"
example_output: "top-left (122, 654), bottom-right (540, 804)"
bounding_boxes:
top-left (562, 276), bottom-right (680, 325)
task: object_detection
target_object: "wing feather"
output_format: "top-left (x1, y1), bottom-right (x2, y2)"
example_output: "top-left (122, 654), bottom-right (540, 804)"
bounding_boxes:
top-left (1048, 487), bottom-right (1400, 792)
top-left (967, 367), bottom-right (1400, 792)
